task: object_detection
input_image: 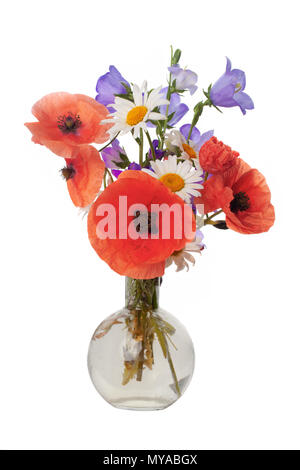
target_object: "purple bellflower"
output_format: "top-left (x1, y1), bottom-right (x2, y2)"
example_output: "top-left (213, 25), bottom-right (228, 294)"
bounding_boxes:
top-left (148, 87), bottom-right (188, 128)
top-left (168, 65), bottom-right (198, 95)
top-left (101, 139), bottom-right (127, 169)
top-left (160, 87), bottom-right (189, 126)
top-left (96, 66), bottom-right (130, 112)
top-left (210, 58), bottom-right (254, 115)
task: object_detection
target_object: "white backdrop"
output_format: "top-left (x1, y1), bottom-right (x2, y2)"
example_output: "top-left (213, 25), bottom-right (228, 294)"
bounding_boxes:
top-left (0, 0), bottom-right (299, 450)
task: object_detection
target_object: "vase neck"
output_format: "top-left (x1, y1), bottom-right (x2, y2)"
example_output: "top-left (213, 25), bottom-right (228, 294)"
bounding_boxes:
top-left (125, 277), bottom-right (161, 311)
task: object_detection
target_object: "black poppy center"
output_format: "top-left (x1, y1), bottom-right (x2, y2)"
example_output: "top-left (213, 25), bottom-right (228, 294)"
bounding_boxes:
top-left (57, 112), bottom-right (81, 134)
top-left (60, 164), bottom-right (76, 181)
top-left (230, 191), bottom-right (250, 213)
top-left (134, 211), bottom-right (158, 235)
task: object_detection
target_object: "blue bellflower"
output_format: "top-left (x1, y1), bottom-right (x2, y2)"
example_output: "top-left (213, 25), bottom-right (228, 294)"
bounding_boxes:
top-left (210, 58), bottom-right (254, 115)
top-left (96, 66), bottom-right (130, 112)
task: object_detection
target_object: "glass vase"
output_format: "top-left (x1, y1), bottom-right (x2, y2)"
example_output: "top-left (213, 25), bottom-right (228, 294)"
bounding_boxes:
top-left (87, 277), bottom-right (195, 410)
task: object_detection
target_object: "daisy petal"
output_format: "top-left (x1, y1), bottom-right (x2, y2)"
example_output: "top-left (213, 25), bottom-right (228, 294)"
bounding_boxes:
top-left (132, 84), bottom-right (143, 106)
top-left (148, 112), bottom-right (167, 121)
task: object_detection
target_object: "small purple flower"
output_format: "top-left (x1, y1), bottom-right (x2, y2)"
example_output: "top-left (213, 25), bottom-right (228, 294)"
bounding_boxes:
top-left (210, 58), bottom-right (254, 115)
top-left (180, 124), bottom-right (214, 152)
top-left (96, 66), bottom-right (130, 112)
top-left (147, 140), bottom-right (165, 160)
top-left (111, 169), bottom-right (122, 179)
top-left (111, 163), bottom-right (141, 179)
top-left (101, 139), bottom-right (127, 169)
top-left (128, 162), bottom-right (141, 170)
top-left (168, 65), bottom-right (198, 95)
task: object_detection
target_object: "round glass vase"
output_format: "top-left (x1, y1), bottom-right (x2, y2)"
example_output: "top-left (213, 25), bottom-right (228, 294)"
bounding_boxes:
top-left (88, 277), bottom-right (195, 410)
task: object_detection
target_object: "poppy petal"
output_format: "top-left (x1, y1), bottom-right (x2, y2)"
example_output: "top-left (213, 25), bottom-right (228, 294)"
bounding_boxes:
top-left (65, 145), bottom-right (105, 207)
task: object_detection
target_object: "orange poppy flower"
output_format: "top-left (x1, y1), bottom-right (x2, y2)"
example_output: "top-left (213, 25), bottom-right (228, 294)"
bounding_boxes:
top-left (61, 145), bottom-right (105, 208)
top-left (25, 92), bottom-right (112, 158)
top-left (195, 159), bottom-right (275, 234)
top-left (199, 136), bottom-right (239, 174)
top-left (88, 170), bottom-right (196, 278)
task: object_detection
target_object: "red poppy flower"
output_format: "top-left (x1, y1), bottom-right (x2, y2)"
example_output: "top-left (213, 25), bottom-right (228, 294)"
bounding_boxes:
top-left (61, 145), bottom-right (105, 208)
top-left (195, 174), bottom-right (233, 213)
top-left (195, 159), bottom-right (275, 234)
top-left (88, 170), bottom-right (196, 278)
top-left (199, 137), bottom-right (239, 174)
top-left (25, 92), bottom-right (112, 158)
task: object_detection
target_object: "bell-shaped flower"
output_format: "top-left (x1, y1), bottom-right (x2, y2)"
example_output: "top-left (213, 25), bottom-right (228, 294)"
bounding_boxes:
top-left (101, 139), bottom-right (128, 169)
top-left (148, 87), bottom-right (188, 128)
top-left (96, 66), bottom-right (130, 112)
top-left (210, 58), bottom-right (254, 115)
top-left (168, 65), bottom-right (198, 95)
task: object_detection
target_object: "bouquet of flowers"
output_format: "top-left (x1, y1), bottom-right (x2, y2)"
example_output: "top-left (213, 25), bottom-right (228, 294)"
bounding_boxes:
top-left (25, 47), bottom-right (275, 410)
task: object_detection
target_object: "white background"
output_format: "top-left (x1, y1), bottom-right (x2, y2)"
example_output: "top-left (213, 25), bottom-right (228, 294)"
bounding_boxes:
top-left (0, 0), bottom-right (299, 450)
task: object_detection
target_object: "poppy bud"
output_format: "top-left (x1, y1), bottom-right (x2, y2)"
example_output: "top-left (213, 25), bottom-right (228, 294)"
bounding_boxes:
top-left (213, 220), bottom-right (228, 230)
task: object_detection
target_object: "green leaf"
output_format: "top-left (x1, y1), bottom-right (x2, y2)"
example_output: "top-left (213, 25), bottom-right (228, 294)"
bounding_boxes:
top-left (212, 104), bottom-right (223, 113)
top-left (167, 111), bottom-right (175, 122)
top-left (114, 161), bottom-right (127, 169)
top-left (114, 93), bottom-right (133, 102)
top-left (121, 82), bottom-right (132, 93)
top-left (152, 320), bottom-right (167, 358)
top-left (119, 153), bottom-right (129, 163)
top-left (141, 158), bottom-right (150, 168)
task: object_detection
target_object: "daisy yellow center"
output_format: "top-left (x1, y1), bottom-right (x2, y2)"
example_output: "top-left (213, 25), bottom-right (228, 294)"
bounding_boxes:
top-left (126, 106), bottom-right (148, 126)
top-left (160, 173), bottom-right (185, 192)
top-left (182, 143), bottom-right (197, 159)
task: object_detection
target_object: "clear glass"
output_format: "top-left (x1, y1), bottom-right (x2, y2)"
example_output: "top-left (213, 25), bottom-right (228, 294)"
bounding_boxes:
top-left (87, 277), bottom-right (195, 410)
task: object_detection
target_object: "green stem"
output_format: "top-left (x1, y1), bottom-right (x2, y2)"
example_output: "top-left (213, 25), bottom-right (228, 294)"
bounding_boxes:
top-left (139, 128), bottom-right (144, 166)
top-left (167, 350), bottom-right (181, 397)
top-left (160, 46), bottom-right (173, 148)
top-left (152, 316), bottom-right (181, 398)
top-left (106, 168), bottom-right (113, 182)
top-left (187, 100), bottom-right (210, 142)
top-left (204, 209), bottom-right (223, 224)
top-left (98, 132), bottom-right (120, 153)
top-left (127, 278), bottom-right (180, 396)
top-left (136, 312), bottom-right (145, 382)
top-left (146, 131), bottom-right (156, 161)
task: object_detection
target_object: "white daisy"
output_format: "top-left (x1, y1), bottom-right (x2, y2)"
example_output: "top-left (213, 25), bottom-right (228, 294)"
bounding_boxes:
top-left (165, 231), bottom-right (205, 272)
top-left (143, 155), bottom-right (203, 202)
top-left (166, 129), bottom-right (201, 169)
top-left (102, 81), bottom-right (169, 138)
top-left (166, 128), bottom-right (213, 170)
